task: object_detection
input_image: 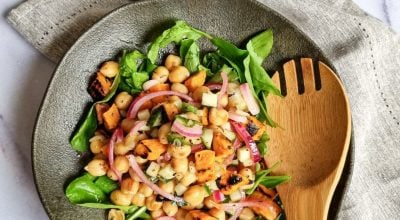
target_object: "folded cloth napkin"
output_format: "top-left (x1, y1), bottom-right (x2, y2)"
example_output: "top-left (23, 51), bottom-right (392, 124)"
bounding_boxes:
top-left (7, 0), bottom-right (400, 219)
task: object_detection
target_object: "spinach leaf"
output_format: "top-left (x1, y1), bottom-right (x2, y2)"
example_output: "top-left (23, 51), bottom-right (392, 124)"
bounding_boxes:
top-left (119, 50), bottom-right (150, 95)
top-left (66, 173), bottom-right (107, 204)
top-left (248, 57), bottom-right (280, 96)
top-left (94, 176), bottom-right (118, 194)
top-left (245, 163), bottom-right (290, 194)
top-left (147, 20), bottom-right (210, 63)
top-left (180, 39), bottom-right (201, 73)
top-left (78, 203), bottom-right (138, 214)
top-left (211, 37), bottom-right (248, 82)
top-left (120, 50), bottom-right (145, 77)
top-left (126, 206), bottom-right (150, 220)
top-left (70, 71), bottom-right (121, 152)
top-left (259, 175), bottom-right (291, 188)
top-left (246, 29), bottom-right (273, 65)
top-left (203, 52), bottom-right (225, 76)
top-left (208, 65), bottom-right (238, 83)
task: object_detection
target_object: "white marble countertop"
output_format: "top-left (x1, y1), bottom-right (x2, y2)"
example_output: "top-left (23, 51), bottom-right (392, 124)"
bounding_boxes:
top-left (0, 0), bottom-right (398, 219)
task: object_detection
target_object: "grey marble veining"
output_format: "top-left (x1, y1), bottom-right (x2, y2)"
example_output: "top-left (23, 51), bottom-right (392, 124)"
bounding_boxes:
top-left (0, 0), bottom-right (399, 219)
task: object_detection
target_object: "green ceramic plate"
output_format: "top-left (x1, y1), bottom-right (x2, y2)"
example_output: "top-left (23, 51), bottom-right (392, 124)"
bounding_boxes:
top-left (32, 0), bottom-right (353, 219)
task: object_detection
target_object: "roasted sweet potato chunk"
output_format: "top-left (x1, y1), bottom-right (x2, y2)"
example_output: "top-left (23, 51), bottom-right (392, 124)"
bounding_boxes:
top-left (163, 102), bottom-right (179, 121)
top-left (148, 83), bottom-right (170, 104)
top-left (141, 139), bottom-right (167, 160)
top-left (88, 72), bottom-right (112, 100)
top-left (247, 116), bottom-right (266, 141)
top-left (218, 171), bottom-right (249, 195)
top-left (102, 104), bottom-right (120, 130)
top-left (184, 70), bottom-right (206, 92)
top-left (186, 210), bottom-right (217, 220)
top-left (95, 103), bottom-right (109, 124)
top-left (195, 150), bottom-right (215, 170)
top-left (212, 132), bottom-right (234, 158)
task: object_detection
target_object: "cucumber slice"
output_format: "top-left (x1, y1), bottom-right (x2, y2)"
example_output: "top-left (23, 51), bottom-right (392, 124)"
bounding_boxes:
top-left (201, 128), bottom-right (214, 149)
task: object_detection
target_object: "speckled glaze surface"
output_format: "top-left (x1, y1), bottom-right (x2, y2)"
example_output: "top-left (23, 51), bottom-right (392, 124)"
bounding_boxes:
top-left (32, 0), bottom-right (354, 219)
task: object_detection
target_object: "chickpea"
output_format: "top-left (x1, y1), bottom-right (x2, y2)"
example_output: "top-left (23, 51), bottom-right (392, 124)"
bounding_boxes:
top-left (165, 54), bottom-right (182, 70)
top-left (209, 208), bottom-right (225, 220)
top-left (120, 118), bottom-right (135, 133)
top-left (138, 183), bottom-right (153, 197)
top-left (110, 190), bottom-right (132, 206)
top-left (172, 157), bottom-right (188, 174)
top-left (169, 145), bottom-right (191, 159)
top-left (100, 61), bottom-right (119, 78)
top-left (169, 66), bottom-right (190, 83)
top-left (162, 201), bottom-right (178, 216)
top-left (192, 86), bottom-right (210, 102)
top-left (107, 169), bottom-right (118, 181)
top-left (121, 178), bottom-right (139, 195)
top-left (93, 153), bottom-right (107, 160)
top-left (176, 208), bottom-right (188, 220)
top-left (114, 156), bottom-right (129, 174)
top-left (114, 92), bottom-right (133, 110)
top-left (84, 159), bottom-right (108, 176)
top-left (114, 142), bottom-right (133, 156)
top-left (183, 185), bottom-right (206, 207)
top-left (128, 168), bottom-right (141, 182)
top-left (204, 196), bottom-right (218, 209)
top-left (108, 209), bottom-right (125, 220)
top-left (169, 95), bottom-right (183, 108)
top-left (152, 66), bottom-right (169, 83)
top-left (131, 193), bottom-right (145, 206)
top-left (89, 135), bottom-right (106, 154)
top-left (239, 168), bottom-right (255, 181)
top-left (219, 94), bottom-right (228, 108)
top-left (227, 82), bottom-right (239, 95)
top-left (239, 208), bottom-right (255, 220)
top-left (159, 180), bottom-right (175, 194)
top-left (185, 112), bottom-right (200, 121)
top-left (158, 123), bottom-right (171, 144)
top-left (151, 209), bottom-right (165, 218)
top-left (145, 195), bottom-right (163, 211)
top-left (171, 83), bottom-right (189, 94)
top-left (209, 108), bottom-right (228, 126)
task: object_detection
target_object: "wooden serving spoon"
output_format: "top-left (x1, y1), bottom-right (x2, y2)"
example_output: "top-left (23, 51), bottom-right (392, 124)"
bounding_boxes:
top-left (266, 58), bottom-right (351, 220)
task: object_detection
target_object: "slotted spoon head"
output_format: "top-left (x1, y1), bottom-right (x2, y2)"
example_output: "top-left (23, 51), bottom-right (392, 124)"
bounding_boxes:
top-left (266, 58), bottom-right (351, 220)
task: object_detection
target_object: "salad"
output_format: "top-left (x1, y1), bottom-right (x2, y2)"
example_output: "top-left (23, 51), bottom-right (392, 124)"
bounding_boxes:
top-left (66, 20), bottom-right (290, 220)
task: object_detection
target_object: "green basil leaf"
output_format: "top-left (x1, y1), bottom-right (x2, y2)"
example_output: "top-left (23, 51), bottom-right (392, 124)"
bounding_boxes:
top-left (202, 52), bottom-right (225, 76)
top-left (78, 203), bottom-right (138, 214)
top-left (147, 20), bottom-right (210, 63)
top-left (120, 50), bottom-right (145, 76)
top-left (131, 71), bottom-right (149, 90)
top-left (248, 56), bottom-right (281, 96)
top-left (94, 176), bottom-right (118, 194)
top-left (66, 173), bottom-right (107, 204)
top-left (180, 39), bottom-right (201, 73)
top-left (245, 162), bottom-right (280, 195)
top-left (70, 71), bottom-right (121, 152)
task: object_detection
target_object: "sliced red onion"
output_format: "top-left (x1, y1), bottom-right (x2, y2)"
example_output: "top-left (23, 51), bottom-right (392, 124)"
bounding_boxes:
top-left (228, 207), bottom-right (243, 220)
top-left (228, 111), bottom-right (248, 123)
top-left (127, 91), bottom-right (193, 119)
top-left (233, 138), bottom-right (242, 149)
top-left (163, 152), bottom-right (171, 162)
top-left (156, 217), bottom-right (176, 220)
top-left (213, 190), bottom-right (225, 202)
top-left (239, 83), bottom-right (260, 115)
top-left (128, 121), bottom-right (147, 136)
top-left (142, 79), bottom-right (160, 91)
top-left (127, 155), bottom-right (186, 204)
top-left (191, 144), bottom-right (205, 153)
top-left (108, 128), bottom-right (123, 182)
top-left (222, 199), bottom-right (279, 214)
top-left (171, 120), bottom-right (203, 138)
top-left (218, 72), bottom-right (228, 108)
top-left (205, 83), bottom-right (222, 90)
top-left (230, 121), bottom-right (261, 162)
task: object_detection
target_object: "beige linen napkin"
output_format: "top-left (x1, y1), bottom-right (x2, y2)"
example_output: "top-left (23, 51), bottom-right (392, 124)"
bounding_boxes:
top-left (7, 0), bottom-right (400, 219)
